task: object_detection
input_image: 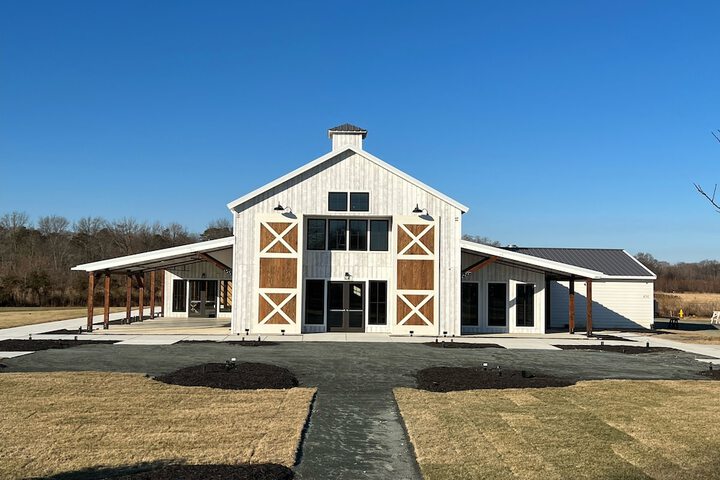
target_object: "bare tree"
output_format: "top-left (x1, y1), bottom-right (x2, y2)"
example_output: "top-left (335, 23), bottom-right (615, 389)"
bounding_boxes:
top-left (201, 217), bottom-right (233, 241)
top-left (0, 211), bottom-right (30, 231)
top-left (694, 130), bottom-right (720, 212)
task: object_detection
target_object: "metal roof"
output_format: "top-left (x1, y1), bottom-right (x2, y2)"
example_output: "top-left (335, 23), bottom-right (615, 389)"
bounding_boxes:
top-left (328, 123), bottom-right (367, 137)
top-left (513, 248), bottom-right (655, 278)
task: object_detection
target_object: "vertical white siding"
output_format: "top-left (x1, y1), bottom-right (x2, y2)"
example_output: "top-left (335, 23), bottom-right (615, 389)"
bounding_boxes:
top-left (550, 280), bottom-right (654, 330)
top-left (232, 151), bottom-right (464, 334)
top-left (163, 262), bottom-right (232, 319)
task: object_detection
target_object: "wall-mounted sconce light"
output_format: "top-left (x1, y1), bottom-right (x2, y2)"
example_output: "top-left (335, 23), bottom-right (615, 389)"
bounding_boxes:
top-left (344, 272), bottom-right (351, 280)
top-left (412, 204), bottom-right (429, 215)
top-left (409, 330), bottom-right (414, 337)
top-left (245, 328), bottom-right (250, 336)
top-left (273, 203), bottom-right (292, 213)
top-left (281, 329), bottom-right (285, 336)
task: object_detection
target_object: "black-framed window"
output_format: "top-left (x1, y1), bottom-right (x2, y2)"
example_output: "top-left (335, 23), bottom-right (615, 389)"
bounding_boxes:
top-left (219, 280), bottom-right (232, 312)
top-left (369, 220), bottom-right (389, 251)
top-left (368, 281), bottom-right (387, 325)
top-left (349, 219), bottom-right (368, 251)
top-left (306, 219), bottom-right (326, 250)
top-left (461, 283), bottom-right (479, 326)
top-left (516, 284), bottom-right (535, 327)
top-left (328, 219), bottom-right (347, 250)
top-left (172, 279), bottom-right (186, 312)
top-left (328, 192), bottom-right (348, 211)
top-left (350, 192), bottom-right (369, 211)
top-left (488, 283), bottom-right (507, 326)
top-left (305, 280), bottom-right (325, 325)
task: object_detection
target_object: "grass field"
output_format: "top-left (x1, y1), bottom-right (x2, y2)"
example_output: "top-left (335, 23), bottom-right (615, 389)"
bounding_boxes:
top-left (656, 292), bottom-right (720, 318)
top-left (395, 380), bottom-right (720, 480)
top-left (0, 306), bottom-right (125, 329)
top-left (0, 372), bottom-right (315, 478)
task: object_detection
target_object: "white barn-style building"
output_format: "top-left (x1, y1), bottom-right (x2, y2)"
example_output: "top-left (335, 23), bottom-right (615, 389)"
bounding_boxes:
top-left (73, 124), bottom-right (656, 336)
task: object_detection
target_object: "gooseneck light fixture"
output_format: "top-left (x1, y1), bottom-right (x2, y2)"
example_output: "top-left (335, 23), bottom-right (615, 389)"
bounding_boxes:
top-left (412, 204), bottom-right (429, 215)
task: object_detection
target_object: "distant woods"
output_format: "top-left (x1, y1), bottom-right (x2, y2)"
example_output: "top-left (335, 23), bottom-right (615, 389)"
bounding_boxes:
top-left (0, 212), bottom-right (232, 307)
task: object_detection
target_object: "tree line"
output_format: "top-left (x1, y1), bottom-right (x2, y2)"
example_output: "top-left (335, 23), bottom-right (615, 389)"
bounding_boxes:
top-left (0, 211), bottom-right (232, 307)
top-left (634, 253), bottom-right (720, 293)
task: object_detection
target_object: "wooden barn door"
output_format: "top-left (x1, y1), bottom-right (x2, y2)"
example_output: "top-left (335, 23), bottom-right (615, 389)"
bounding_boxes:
top-left (257, 214), bottom-right (300, 332)
top-left (395, 216), bottom-right (437, 333)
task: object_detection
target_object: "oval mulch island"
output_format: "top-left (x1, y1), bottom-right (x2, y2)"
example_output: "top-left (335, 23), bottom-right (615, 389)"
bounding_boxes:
top-left (416, 366), bottom-right (574, 392)
top-left (110, 464), bottom-right (294, 480)
top-left (155, 363), bottom-right (299, 390)
top-left (553, 344), bottom-right (678, 354)
top-left (422, 341), bottom-right (505, 349)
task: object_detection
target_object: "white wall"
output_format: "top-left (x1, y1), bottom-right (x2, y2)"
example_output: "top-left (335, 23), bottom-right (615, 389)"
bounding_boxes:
top-left (232, 150), bottom-right (464, 335)
top-left (460, 255), bottom-right (546, 334)
top-left (549, 280), bottom-right (654, 330)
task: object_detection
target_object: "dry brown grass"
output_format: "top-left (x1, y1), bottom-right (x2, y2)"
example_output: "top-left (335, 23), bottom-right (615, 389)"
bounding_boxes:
top-left (657, 330), bottom-right (720, 345)
top-left (656, 292), bottom-right (720, 318)
top-left (0, 307), bottom-right (125, 329)
top-left (395, 380), bottom-right (720, 480)
top-left (0, 372), bottom-right (315, 478)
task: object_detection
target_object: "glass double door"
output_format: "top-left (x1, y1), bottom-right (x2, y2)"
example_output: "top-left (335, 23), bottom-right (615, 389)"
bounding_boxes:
top-left (189, 280), bottom-right (218, 318)
top-left (327, 282), bottom-right (365, 332)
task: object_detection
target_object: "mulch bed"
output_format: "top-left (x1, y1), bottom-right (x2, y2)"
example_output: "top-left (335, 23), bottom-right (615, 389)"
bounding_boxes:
top-left (112, 464), bottom-right (294, 480)
top-left (587, 334), bottom-right (633, 342)
top-left (0, 339), bottom-right (118, 351)
top-left (41, 463), bottom-right (293, 480)
top-left (154, 362), bottom-right (299, 390)
top-left (416, 366), bottom-right (574, 392)
top-left (423, 341), bottom-right (505, 349)
top-left (553, 344), bottom-right (679, 354)
top-left (699, 369), bottom-right (720, 380)
top-left (178, 340), bottom-right (279, 347)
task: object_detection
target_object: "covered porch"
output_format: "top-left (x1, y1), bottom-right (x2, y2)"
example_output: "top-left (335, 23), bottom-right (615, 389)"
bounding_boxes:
top-left (72, 237), bottom-right (234, 333)
top-left (460, 240), bottom-right (604, 335)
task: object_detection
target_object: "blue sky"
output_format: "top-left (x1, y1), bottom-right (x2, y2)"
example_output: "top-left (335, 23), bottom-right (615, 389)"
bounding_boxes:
top-left (1, 1), bottom-right (719, 263)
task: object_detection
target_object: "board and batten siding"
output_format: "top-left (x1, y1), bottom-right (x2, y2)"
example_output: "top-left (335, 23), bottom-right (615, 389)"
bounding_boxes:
top-left (232, 151), bottom-right (464, 335)
top-left (549, 280), bottom-right (654, 329)
top-left (163, 262), bottom-right (232, 319)
top-left (460, 252), bottom-right (546, 334)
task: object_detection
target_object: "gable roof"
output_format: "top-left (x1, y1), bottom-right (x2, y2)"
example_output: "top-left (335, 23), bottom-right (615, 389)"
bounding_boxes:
top-left (461, 240), bottom-right (604, 279)
top-left (226, 146), bottom-right (469, 213)
top-left (513, 248), bottom-right (656, 279)
top-left (328, 123), bottom-right (367, 137)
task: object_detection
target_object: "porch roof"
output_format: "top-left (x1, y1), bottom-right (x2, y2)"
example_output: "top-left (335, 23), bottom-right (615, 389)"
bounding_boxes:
top-left (71, 237), bottom-right (234, 274)
top-left (460, 240), bottom-right (604, 279)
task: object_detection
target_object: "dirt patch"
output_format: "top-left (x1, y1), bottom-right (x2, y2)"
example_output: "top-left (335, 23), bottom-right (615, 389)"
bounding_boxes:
top-left (155, 362), bottom-right (299, 390)
top-left (0, 339), bottom-right (117, 351)
top-left (179, 340), bottom-right (279, 347)
top-left (554, 344), bottom-right (679, 354)
top-left (699, 369), bottom-right (720, 380)
top-left (588, 334), bottom-right (633, 342)
top-left (416, 366), bottom-right (574, 392)
top-left (423, 341), bottom-right (504, 349)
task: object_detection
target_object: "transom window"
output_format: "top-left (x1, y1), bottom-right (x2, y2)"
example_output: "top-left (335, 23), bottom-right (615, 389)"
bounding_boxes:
top-left (327, 192), bottom-right (369, 212)
top-left (306, 218), bottom-right (389, 252)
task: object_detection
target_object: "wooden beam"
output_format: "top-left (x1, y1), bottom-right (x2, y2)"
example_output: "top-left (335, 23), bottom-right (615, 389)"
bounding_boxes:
top-left (463, 256), bottom-right (498, 275)
top-left (149, 271), bottom-right (156, 319)
top-left (86, 272), bottom-right (95, 332)
top-left (586, 279), bottom-right (593, 336)
top-left (103, 273), bottom-right (111, 329)
top-left (568, 277), bottom-right (575, 334)
top-left (159, 270), bottom-right (165, 318)
top-left (197, 252), bottom-right (231, 271)
top-left (136, 273), bottom-right (145, 322)
top-left (125, 274), bottom-right (132, 324)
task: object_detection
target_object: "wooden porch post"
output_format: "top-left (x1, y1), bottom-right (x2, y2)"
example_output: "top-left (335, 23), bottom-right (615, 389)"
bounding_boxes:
top-left (159, 270), bottom-right (165, 318)
top-left (137, 274), bottom-right (145, 322)
top-left (149, 271), bottom-right (156, 319)
top-left (125, 274), bottom-right (132, 324)
top-left (568, 276), bottom-right (575, 334)
top-left (86, 272), bottom-right (95, 332)
top-left (103, 273), bottom-right (111, 329)
top-left (586, 279), bottom-right (593, 336)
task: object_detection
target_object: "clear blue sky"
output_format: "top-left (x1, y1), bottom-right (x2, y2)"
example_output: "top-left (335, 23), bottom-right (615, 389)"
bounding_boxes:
top-left (1, 1), bottom-right (718, 263)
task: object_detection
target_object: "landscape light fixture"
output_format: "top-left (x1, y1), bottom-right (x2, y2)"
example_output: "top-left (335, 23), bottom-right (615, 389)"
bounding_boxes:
top-left (646, 341), bottom-right (650, 348)
top-left (482, 362), bottom-right (488, 370)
